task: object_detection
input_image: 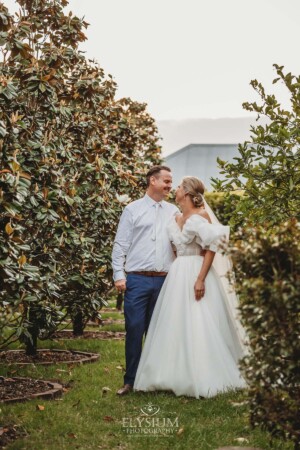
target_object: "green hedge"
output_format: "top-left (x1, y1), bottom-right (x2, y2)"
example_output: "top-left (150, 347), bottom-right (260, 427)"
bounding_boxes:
top-left (231, 219), bottom-right (300, 448)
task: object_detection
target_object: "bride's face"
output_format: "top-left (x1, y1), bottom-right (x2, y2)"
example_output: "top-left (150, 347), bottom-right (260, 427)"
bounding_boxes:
top-left (175, 184), bottom-right (186, 203)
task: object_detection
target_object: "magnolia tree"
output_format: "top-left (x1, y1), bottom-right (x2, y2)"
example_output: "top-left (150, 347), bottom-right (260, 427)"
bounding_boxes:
top-left (0, 0), bottom-right (162, 353)
top-left (213, 65), bottom-right (300, 447)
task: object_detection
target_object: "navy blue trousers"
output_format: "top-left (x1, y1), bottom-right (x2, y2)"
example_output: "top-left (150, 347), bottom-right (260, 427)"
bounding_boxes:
top-left (123, 274), bottom-right (166, 385)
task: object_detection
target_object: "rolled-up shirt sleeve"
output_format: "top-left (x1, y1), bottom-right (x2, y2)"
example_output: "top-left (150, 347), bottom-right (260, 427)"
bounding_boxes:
top-left (112, 208), bottom-right (133, 281)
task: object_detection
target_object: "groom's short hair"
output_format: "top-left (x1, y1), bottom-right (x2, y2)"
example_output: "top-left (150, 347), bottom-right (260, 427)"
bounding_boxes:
top-left (146, 165), bottom-right (171, 187)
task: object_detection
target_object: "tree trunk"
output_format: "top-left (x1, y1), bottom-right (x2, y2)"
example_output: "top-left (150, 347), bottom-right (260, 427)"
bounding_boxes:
top-left (72, 310), bottom-right (84, 336)
top-left (25, 308), bottom-right (38, 356)
top-left (116, 292), bottom-right (123, 311)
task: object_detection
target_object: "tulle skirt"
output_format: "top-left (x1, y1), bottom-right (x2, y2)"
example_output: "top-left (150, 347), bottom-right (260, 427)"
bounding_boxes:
top-left (134, 255), bottom-right (246, 398)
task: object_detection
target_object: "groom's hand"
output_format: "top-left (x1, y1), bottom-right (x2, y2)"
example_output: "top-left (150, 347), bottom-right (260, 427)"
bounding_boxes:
top-left (115, 279), bottom-right (126, 292)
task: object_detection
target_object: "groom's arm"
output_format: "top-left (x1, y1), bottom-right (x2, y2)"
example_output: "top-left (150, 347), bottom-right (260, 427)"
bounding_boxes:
top-left (112, 208), bottom-right (133, 291)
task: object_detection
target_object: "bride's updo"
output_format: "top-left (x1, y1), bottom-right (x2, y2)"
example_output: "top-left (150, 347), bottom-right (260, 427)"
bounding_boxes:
top-left (181, 176), bottom-right (205, 208)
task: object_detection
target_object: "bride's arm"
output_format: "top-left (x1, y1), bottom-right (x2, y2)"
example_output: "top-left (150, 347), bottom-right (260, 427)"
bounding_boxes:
top-left (194, 250), bottom-right (215, 301)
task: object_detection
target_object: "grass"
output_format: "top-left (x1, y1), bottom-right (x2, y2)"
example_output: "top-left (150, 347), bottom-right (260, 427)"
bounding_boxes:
top-left (0, 303), bottom-right (294, 450)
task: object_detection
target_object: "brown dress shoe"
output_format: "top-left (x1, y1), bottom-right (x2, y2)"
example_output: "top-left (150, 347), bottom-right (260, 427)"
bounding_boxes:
top-left (116, 384), bottom-right (133, 396)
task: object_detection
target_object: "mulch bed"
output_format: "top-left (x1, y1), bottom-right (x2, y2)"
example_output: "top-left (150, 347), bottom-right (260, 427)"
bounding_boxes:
top-left (100, 318), bottom-right (125, 325)
top-left (100, 307), bottom-right (120, 312)
top-left (60, 318), bottom-right (125, 328)
top-left (0, 349), bottom-right (99, 365)
top-left (0, 376), bottom-right (63, 403)
top-left (53, 330), bottom-right (125, 340)
top-left (83, 319), bottom-right (125, 327)
top-left (0, 425), bottom-right (27, 449)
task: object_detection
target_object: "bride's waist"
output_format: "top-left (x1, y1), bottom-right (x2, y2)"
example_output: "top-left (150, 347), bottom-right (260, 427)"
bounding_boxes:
top-left (176, 253), bottom-right (204, 257)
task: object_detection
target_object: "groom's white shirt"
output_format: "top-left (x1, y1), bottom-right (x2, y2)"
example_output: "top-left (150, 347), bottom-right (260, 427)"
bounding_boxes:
top-left (112, 194), bottom-right (179, 281)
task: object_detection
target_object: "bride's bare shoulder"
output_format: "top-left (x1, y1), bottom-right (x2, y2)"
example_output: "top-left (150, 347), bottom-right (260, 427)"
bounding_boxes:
top-left (197, 209), bottom-right (212, 224)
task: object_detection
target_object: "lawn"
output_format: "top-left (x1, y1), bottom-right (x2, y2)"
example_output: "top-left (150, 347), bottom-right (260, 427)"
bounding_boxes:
top-left (0, 303), bottom-right (293, 450)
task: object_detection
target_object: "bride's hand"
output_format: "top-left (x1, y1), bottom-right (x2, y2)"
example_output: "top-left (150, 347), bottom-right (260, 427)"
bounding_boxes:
top-left (194, 278), bottom-right (205, 301)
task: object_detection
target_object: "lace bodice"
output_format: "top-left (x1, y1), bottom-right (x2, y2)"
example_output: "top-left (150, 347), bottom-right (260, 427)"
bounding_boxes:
top-left (167, 214), bottom-right (230, 257)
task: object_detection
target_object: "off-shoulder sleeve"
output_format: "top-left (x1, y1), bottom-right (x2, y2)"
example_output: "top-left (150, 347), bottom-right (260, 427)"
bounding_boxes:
top-left (167, 214), bottom-right (180, 244)
top-left (182, 215), bottom-right (229, 252)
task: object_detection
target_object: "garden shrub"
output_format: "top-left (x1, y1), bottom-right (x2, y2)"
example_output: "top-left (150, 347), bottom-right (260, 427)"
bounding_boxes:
top-left (232, 220), bottom-right (300, 448)
top-left (213, 65), bottom-right (300, 448)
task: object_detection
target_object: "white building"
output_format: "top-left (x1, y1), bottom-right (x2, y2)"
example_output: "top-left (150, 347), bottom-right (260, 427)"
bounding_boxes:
top-left (164, 143), bottom-right (239, 191)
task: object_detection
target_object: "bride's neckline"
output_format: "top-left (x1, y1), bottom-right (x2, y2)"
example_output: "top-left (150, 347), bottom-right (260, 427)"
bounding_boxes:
top-left (174, 213), bottom-right (207, 232)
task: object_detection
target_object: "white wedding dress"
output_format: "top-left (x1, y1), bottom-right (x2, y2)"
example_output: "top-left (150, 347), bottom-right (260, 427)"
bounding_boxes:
top-left (134, 214), bottom-right (246, 398)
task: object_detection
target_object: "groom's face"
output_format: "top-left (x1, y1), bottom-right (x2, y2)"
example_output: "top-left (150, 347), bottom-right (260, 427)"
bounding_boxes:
top-left (152, 170), bottom-right (173, 198)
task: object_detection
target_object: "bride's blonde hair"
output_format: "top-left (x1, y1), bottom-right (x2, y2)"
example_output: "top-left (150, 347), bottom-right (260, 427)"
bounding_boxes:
top-left (181, 176), bottom-right (205, 208)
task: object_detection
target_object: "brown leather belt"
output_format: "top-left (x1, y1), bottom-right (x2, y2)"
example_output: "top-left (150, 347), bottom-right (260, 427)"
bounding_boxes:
top-left (127, 271), bottom-right (168, 277)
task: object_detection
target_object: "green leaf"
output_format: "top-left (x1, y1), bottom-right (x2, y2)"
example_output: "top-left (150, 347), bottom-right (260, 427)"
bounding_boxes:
top-left (39, 83), bottom-right (46, 93)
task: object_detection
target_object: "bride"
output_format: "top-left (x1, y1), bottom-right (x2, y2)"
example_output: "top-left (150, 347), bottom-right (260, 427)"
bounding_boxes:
top-left (134, 176), bottom-right (247, 398)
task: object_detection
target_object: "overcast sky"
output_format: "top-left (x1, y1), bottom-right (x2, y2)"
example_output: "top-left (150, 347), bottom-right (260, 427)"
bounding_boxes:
top-left (3, 0), bottom-right (300, 121)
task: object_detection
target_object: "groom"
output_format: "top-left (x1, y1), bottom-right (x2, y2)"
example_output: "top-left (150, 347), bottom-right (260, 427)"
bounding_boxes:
top-left (112, 165), bottom-right (179, 395)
